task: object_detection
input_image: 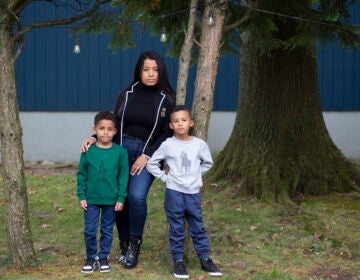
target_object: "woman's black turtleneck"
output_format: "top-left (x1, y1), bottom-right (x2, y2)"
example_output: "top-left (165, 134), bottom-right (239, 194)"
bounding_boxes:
top-left (123, 83), bottom-right (160, 140)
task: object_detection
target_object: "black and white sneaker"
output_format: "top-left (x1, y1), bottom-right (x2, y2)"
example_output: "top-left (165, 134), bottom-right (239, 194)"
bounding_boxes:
top-left (173, 260), bottom-right (189, 279)
top-left (81, 258), bottom-right (97, 273)
top-left (99, 257), bottom-right (111, 273)
top-left (200, 258), bottom-right (222, 276)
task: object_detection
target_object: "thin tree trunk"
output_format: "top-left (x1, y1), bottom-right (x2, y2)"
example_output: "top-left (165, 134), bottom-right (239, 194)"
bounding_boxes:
top-left (0, 22), bottom-right (38, 268)
top-left (158, 0), bottom-right (201, 266)
top-left (176, 0), bottom-right (198, 105)
top-left (210, 31), bottom-right (360, 201)
top-left (192, 0), bottom-right (227, 140)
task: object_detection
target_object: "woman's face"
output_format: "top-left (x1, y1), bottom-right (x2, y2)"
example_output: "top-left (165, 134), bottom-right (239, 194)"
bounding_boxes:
top-left (141, 58), bottom-right (159, 86)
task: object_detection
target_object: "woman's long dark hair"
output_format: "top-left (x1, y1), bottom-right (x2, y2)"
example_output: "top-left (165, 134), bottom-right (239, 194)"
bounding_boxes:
top-left (120, 50), bottom-right (176, 105)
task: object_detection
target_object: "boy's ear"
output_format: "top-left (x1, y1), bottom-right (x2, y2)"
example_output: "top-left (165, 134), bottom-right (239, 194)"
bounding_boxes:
top-left (92, 126), bottom-right (96, 134)
top-left (190, 120), bottom-right (194, 127)
top-left (169, 122), bottom-right (174, 130)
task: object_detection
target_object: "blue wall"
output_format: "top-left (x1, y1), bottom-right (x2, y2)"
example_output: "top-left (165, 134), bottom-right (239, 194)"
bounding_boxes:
top-left (15, 2), bottom-right (360, 111)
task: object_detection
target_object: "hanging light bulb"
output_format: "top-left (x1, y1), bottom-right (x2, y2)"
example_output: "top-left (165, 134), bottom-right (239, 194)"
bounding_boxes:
top-left (73, 38), bottom-right (80, 54)
top-left (208, 9), bottom-right (214, 26)
top-left (160, 26), bottom-right (167, 43)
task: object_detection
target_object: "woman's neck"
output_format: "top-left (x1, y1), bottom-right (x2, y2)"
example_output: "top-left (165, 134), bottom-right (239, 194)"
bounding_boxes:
top-left (139, 82), bottom-right (159, 91)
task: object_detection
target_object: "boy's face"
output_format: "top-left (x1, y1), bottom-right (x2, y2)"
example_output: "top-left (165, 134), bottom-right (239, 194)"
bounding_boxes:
top-left (93, 119), bottom-right (117, 147)
top-left (169, 110), bottom-right (194, 138)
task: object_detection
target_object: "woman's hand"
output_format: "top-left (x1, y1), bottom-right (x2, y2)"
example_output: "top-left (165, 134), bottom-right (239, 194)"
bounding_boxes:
top-left (80, 137), bottom-right (96, 153)
top-left (130, 154), bottom-right (149, 176)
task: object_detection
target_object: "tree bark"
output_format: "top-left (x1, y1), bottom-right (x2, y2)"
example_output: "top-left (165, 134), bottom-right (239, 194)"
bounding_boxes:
top-left (176, 0), bottom-right (198, 105)
top-left (210, 31), bottom-right (360, 201)
top-left (0, 21), bottom-right (38, 267)
top-left (192, 0), bottom-right (227, 140)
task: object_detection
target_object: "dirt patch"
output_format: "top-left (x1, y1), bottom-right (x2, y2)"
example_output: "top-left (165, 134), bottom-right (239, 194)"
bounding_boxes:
top-left (310, 266), bottom-right (358, 280)
top-left (25, 161), bottom-right (78, 176)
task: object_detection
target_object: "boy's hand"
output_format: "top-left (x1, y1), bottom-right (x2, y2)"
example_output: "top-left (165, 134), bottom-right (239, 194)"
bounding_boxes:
top-left (115, 202), bottom-right (124, 211)
top-left (79, 200), bottom-right (87, 211)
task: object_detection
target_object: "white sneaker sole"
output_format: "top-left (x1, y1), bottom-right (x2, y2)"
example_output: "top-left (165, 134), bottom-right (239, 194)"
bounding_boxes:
top-left (209, 271), bottom-right (222, 276)
top-left (174, 273), bottom-right (189, 279)
top-left (81, 269), bottom-right (95, 274)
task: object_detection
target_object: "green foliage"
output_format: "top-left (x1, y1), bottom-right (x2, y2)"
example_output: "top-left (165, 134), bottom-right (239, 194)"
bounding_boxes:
top-left (73, 0), bottom-right (360, 59)
top-left (240, 0), bottom-right (360, 54)
top-left (1, 163), bottom-right (360, 279)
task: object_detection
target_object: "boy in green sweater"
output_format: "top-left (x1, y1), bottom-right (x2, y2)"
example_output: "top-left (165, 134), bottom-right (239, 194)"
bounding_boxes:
top-left (77, 111), bottom-right (129, 273)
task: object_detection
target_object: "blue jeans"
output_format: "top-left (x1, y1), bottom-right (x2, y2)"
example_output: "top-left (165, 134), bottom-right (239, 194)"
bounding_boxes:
top-left (116, 134), bottom-right (154, 240)
top-left (84, 204), bottom-right (115, 259)
top-left (164, 188), bottom-right (210, 261)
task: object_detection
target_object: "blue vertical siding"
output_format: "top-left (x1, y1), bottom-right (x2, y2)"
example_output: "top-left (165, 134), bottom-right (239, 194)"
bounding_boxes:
top-left (317, 2), bottom-right (360, 111)
top-left (15, 2), bottom-right (360, 111)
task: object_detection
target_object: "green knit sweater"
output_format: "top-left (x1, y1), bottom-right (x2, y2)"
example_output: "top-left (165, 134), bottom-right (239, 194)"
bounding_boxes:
top-left (77, 143), bottom-right (129, 205)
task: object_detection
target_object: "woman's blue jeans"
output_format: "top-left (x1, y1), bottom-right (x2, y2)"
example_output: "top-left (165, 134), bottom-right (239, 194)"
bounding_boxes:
top-left (116, 134), bottom-right (154, 240)
top-left (84, 204), bottom-right (115, 259)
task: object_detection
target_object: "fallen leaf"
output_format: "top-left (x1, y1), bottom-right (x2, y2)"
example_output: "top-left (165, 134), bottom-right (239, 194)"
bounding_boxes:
top-left (41, 224), bottom-right (53, 228)
top-left (314, 232), bottom-right (323, 239)
top-left (272, 233), bottom-right (280, 240)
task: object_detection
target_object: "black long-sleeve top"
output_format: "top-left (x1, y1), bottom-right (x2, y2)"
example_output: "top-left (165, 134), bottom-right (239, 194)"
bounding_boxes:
top-left (114, 81), bottom-right (175, 158)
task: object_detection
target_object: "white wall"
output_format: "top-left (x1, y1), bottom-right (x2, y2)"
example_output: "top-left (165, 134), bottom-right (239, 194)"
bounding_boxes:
top-left (0, 111), bottom-right (359, 161)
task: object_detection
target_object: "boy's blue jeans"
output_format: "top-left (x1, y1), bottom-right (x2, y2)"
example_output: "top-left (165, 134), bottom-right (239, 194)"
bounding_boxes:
top-left (116, 134), bottom-right (154, 240)
top-left (84, 204), bottom-right (115, 259)
top-left (164, 188), bottom-right (210, 261)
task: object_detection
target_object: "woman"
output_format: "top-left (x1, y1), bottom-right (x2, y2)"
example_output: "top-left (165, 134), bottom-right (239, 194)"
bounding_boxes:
top-left (81, 50), bottom-right (176, 269)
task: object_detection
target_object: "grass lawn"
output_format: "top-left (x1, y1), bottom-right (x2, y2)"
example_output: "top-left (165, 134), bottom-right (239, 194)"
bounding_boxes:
top-left (0, 162), bottom-right (360, 279)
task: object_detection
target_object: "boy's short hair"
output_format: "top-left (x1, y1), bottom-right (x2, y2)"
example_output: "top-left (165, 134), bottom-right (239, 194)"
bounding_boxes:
top-left (94, 110), bottom-right (117, 126)
top-left (170, 105), bottom-right (192, 119)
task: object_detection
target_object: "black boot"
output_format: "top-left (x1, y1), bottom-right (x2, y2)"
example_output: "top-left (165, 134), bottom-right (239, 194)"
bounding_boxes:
top-left (118, 240), bottom-right (129, 264)
top-left (123, 236), bottom-right (142, 269)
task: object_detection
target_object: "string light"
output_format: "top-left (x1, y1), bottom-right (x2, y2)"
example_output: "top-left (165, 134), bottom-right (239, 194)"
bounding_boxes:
top-left (73, 38), bottom-right (80, 54)
top-left (12, 1), bottom-right (358, 31)
top-left (160, 25), bottom-right (167, 42)
top-left (10, 0), bottom-right (358, 47)
top-left (208, 9), bottom-right (215, 26)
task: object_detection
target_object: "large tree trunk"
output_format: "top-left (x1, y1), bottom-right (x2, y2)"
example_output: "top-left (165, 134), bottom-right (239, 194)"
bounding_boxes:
top-left (0, 21), bottom-right (38, 267)
top-left (210, 31), bottom-right (360, 201)
top-left (176, 0), bottom-right (198, 105)
top-left (192, 0), bottom-right (227, 140)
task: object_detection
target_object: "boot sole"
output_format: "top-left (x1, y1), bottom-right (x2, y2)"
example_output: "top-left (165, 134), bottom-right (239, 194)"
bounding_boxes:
top-left (123, 264), bottom-right (137, 269)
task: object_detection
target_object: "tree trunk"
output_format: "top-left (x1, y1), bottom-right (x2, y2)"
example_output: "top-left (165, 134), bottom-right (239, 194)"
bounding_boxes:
top-left (210, 31), bottom-right (360, 201)
top-left (0, 21), bottom-right (38, 268)
top-left (192, 0), bottom-right (227, 140)
top-left (176, 0), bottom-right (198, 105)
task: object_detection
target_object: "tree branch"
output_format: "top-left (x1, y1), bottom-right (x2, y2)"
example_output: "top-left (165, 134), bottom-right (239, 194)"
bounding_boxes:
top-left (14, 36), bottom-right (25, 60)
top-left (14, 0), bottom-right (110, 42)
top-left (8, 0), bottom-right (33, 15)
top-left (223, 8), bottom-right (251, 33)
top-left (193, 37), bottom-right (201, 47)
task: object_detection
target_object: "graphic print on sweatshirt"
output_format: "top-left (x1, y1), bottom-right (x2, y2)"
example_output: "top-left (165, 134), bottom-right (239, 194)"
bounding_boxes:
top-left (180, 151), bottom-right (191, 173)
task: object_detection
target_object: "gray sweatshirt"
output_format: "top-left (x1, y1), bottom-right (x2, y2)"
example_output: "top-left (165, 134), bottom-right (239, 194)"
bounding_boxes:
top-left (146, 136), bottom-right (213, 194)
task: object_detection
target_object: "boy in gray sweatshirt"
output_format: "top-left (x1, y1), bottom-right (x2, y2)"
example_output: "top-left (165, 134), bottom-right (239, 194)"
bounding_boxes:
top-left (147, 105), bottom-right (222, 279)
